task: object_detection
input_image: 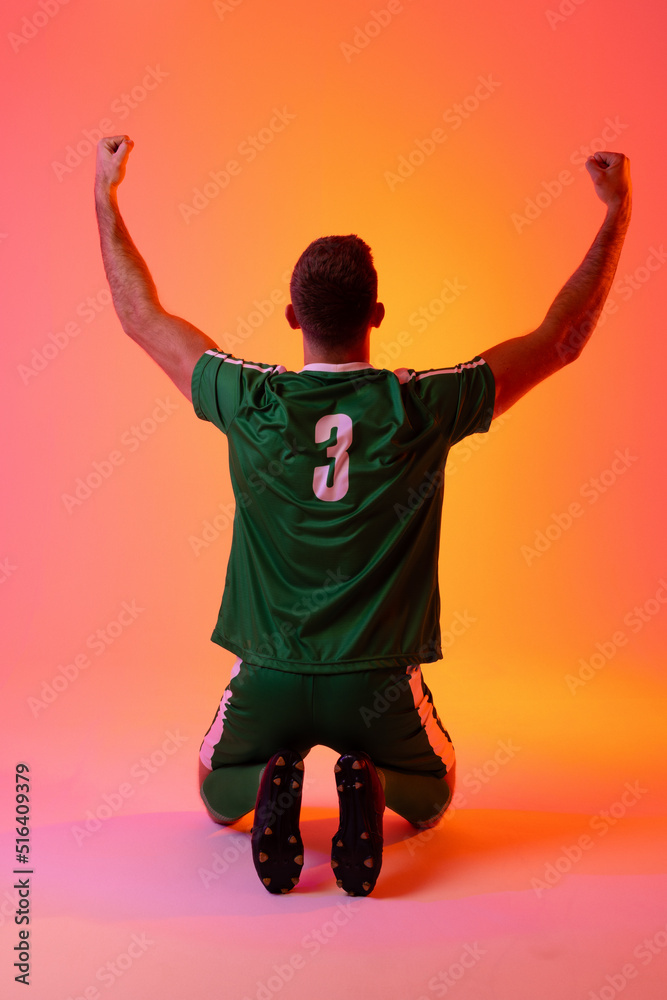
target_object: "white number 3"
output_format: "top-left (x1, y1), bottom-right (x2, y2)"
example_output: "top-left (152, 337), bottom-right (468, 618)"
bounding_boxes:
top-left (312, 413), bottom-right (353, 502)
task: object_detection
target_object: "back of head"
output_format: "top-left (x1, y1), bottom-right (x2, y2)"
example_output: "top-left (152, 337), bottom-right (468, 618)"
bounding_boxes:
top-left (290, 235), bottom-right (378, 349)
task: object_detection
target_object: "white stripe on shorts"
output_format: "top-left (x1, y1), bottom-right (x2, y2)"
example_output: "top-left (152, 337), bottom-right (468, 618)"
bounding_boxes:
top-left (199, 657), bottom-right (243, 768)
top-left (407, 665), bottom-right (456, 772)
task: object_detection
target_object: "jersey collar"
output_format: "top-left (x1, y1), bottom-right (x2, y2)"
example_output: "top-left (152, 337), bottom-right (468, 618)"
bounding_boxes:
top-left (298, 362), bottom-right (376, 373)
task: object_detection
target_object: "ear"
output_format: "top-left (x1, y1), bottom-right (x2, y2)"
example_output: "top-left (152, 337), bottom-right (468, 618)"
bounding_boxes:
top-left (285, 303), bottom-right (301, 330)
top-left (372, 302), bottom-right (385, 328)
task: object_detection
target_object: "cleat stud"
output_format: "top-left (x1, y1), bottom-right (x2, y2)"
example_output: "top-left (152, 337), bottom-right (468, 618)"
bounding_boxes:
top-left (362, 882), bottom-right (371, 892)
top-left (336, 839), bottom-right (344, 848)
top-left (364, 858), bottom-right (374, 868)
top-left (263, 878), bottom-right (271, 886)
top-left (354, 782), bottom-right (363, 789)
top-left (276, 756), bottom-right (285, 767)
top-left (346, 891), bottom-right (356, 896)
top-left (294, 855), bottom-right (304, 865)
top-left (331, 860), bottom-right (339, 869)
top-left (291, 780), bottom-right (300, 789)
top-left (337, 783), bottom-right (344, 792)
top-left (295, 760), bottom-right (305, 771)
top-left (288, 835), bottom-right (297, 844)
top-left (334, 764), bottom-right (342, 773)
top-left (273, 777), bottom-right (281, 785)
top-left (291, 877), bottom-right (299, 885)
top-left (336, 879), bottom-right (343, 888)
top-left (281, 887), bottom-right (291, 894)
top-left (258, 852), bottom-right (269, 863)
top-left (360, 832), bottom-right (369, 840)
top-left (264, 827), bottom-right (273, 835)
top-left (351, 760), bottom-right (363, 770)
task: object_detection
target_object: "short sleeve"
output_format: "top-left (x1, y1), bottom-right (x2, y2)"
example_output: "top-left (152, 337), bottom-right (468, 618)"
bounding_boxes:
top-left (191, 350), bottom-right (243, 433)
top-left (412, 357), bottom-right (495, 445)
top-left (192, 350), bottom-right (289, 433)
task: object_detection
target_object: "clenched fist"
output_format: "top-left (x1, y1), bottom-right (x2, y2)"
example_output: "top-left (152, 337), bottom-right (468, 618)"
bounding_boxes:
top-left (95, 135), bottom-right (134, 192)
top-left (585, 151), bottom-right (632, 211)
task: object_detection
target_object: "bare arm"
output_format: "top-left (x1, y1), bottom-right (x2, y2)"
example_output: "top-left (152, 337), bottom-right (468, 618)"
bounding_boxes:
top-left (481, 151), bottom-right (632, 418)
top-left (94, 135), bottom-right (219, 402)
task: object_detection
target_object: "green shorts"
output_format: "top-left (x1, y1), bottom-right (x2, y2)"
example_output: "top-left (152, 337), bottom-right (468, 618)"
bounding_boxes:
top-left (200, 658), bottom-right (455, 779)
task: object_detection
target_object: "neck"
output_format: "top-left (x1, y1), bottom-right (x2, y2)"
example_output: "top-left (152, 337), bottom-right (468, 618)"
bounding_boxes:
top-left (302, 333), bottom-right (370, 366)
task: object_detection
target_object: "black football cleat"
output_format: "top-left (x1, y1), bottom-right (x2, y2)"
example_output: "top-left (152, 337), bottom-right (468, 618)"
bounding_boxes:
top-left (251, 749), bottom-right (305, 894)
top-left (331, 752), bottom-right (385, 896)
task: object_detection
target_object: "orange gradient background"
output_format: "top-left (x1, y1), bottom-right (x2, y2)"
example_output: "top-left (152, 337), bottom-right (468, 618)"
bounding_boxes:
top-left (1, 1), bottom-right (666, 998)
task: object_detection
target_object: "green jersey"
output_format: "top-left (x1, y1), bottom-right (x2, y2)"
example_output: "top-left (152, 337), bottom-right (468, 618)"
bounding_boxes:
top-left (192, 351), bottom-right (495, 673)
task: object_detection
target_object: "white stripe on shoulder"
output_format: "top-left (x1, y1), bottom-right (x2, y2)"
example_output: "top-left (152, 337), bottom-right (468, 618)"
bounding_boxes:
top-left (204, 350), bottom-right (286, 375)
top-left (415, 358), bottom-right (487, 382)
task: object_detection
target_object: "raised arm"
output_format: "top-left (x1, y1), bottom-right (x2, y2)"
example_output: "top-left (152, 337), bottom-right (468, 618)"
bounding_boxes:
top-left (94, 135), bottom-right (219, 402)
top-left (481, 151), bottom-right (632, 418)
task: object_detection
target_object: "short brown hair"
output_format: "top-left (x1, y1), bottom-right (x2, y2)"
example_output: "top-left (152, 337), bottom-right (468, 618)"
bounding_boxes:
top-left (289, 235), bottom-right (378, 347)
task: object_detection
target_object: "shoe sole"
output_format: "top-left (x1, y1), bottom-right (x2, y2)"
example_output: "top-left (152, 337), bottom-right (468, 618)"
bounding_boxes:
top-left (331, 753), bottom-right (385, 896)
top-left (251, 751), bottom-right (305, 895)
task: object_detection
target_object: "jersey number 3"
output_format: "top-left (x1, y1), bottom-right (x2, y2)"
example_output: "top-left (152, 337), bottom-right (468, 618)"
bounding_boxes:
top-left (312, 413), bottom-right (353, 502)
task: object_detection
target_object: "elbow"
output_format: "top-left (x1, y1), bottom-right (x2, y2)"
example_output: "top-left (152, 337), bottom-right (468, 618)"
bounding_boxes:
top-left (556, 311), bottom-right (603, 366)
top-left (118, 299), bottom-right (161, 343)
top-left (554, 331), bottom-right (585, 367)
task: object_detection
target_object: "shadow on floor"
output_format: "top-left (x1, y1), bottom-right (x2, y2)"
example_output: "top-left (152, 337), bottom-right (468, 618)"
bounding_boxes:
top-left (25, 806), bottom-right (665, 920)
